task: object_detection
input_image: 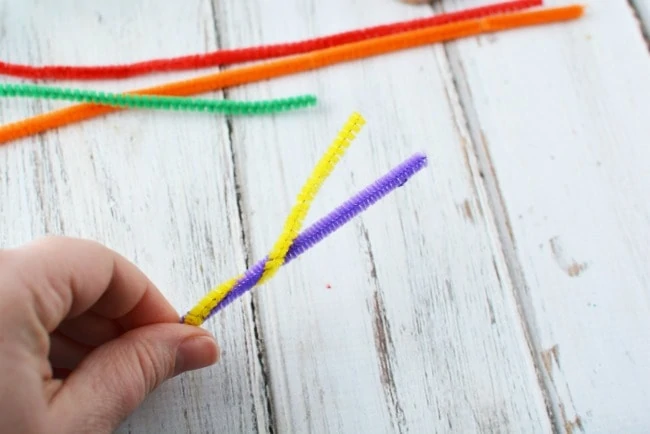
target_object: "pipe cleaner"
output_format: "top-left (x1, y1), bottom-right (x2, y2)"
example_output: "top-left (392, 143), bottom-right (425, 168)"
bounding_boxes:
top-left (202, 152), bottom-right (427, 318)
top-left (183, 113), bottom-right (428, 325)
top-left (0, 5), bottom-right (584, 145)
top-left (0, 0), bottom-right (541, 81)
top-left (0, 83), bottom-right (316, 115)
top-left (184, 112), bottom-right (364, 325)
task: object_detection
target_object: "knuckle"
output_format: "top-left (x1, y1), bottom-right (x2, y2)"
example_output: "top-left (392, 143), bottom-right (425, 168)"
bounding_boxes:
top-left (133, 338), bottom-right (171, 392)
top-left (114, 337), bottom-right (174, 411)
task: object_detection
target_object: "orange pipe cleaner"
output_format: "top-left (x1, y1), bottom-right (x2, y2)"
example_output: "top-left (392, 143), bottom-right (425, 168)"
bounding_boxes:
top-left (0, 0), bottom-right (542, 80)
top-left (0, 5), bottom-right (584, 145)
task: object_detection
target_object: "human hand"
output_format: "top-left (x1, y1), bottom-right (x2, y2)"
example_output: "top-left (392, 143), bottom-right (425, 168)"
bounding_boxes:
top-left (0, 237), bottom-right (219, 433)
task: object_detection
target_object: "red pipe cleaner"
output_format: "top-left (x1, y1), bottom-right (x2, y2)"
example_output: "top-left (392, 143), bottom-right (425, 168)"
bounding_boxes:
top-left (0, 0), bottom-right (541, 81)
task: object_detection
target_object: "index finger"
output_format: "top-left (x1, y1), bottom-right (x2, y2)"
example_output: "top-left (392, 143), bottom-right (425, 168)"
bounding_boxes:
top-left (1, 236), bottom-right (179, 332)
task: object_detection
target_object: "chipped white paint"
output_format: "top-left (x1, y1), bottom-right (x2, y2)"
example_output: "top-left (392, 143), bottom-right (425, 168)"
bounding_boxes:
top-left (440, 0), bottom-right (650, 431)
top-left (0, 2), bottom-right (268, 433)
top-left (0, 0), bottom-right (647, 433)
top-left (630, 0), bottom-right (650, 34)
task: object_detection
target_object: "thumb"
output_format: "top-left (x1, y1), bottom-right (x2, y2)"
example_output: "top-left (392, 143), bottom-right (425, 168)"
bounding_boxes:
top-left (50, 323), bottom-right (219, 433)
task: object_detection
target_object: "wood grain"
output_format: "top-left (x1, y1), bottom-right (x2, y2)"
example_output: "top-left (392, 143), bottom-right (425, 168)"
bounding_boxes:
top-left (0, 1), bottom-right (269, 433)
top-left (440, 0), bottom-right (650, 431)
top-left (214, 0), bottom-right (551, 432)
top-left (1, 0), bottom-right (648, 432)
top-left (629, 0), bottom-right (650, 41)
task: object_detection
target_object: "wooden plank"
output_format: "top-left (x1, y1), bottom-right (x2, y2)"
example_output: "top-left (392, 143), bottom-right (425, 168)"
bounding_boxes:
top-left (214, 0), bottom-right (553, 432)
top-left (0, 1), bottom-right (269, 433)
top-left (440, 0), bottom-right (650, 431)
top-left (629, 0), bottom-right (650, 39)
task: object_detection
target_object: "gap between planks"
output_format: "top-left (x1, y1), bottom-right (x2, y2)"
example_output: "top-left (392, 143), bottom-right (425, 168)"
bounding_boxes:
top-left (438, 0), bottom-right (650, 432)
top-left (439, 42), bottom-right (562, 433)
top-left (209, 0), bottom-right (278, 432)
top-left (626, 0), bottom-right (650, 51)
top-left (431, 1), bottom-right (564, 432)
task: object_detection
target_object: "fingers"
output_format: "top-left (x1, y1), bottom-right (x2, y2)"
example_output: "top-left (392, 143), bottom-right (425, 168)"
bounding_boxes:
top-left (50, 323), bottom-right (218, 433)
top-left (3, 236), bottom-right (179, 332)
top-left (57, 312), bottom-right (122, 347)
top-left (49, 332), bottom-right (91, 371)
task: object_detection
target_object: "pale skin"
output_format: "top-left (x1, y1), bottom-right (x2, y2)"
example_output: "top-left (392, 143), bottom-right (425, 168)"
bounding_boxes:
top-left (0, 237), bottom-right (219, 433)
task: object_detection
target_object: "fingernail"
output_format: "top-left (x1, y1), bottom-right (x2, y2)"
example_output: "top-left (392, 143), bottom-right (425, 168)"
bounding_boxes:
top-left (174, 335), bottom-right (219, 376)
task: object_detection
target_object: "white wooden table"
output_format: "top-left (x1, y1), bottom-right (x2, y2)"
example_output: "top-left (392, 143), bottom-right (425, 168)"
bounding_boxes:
top-left (1, 0), bottom-right (649, 432)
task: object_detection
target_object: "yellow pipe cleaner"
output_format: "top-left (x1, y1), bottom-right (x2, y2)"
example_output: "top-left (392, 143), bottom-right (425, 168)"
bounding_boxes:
top-left (183, 112), bottom-right (366, 326)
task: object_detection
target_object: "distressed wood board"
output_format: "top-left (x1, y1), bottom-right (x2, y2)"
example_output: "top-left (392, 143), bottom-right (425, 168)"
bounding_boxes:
top-left (630, 0), bottom-right (650, 38)
top-left (0, 0), bottom-right (648, 432)
top-left (440, 0), bottom-right (650, 432)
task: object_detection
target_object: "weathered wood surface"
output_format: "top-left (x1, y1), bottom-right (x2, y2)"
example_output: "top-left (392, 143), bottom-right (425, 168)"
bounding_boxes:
top-left (0, 2), bottom-right (267, 433)
top-left (630, 0), bottom-right (650, 36)
top-left (0, 0), bottom-right (648, 432)
top-left (440, 0), bottom-right (650, 432)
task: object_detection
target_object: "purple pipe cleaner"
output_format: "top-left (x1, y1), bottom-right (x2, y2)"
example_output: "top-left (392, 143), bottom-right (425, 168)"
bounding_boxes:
top-left (199, 152), bottom-right (427, 320)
